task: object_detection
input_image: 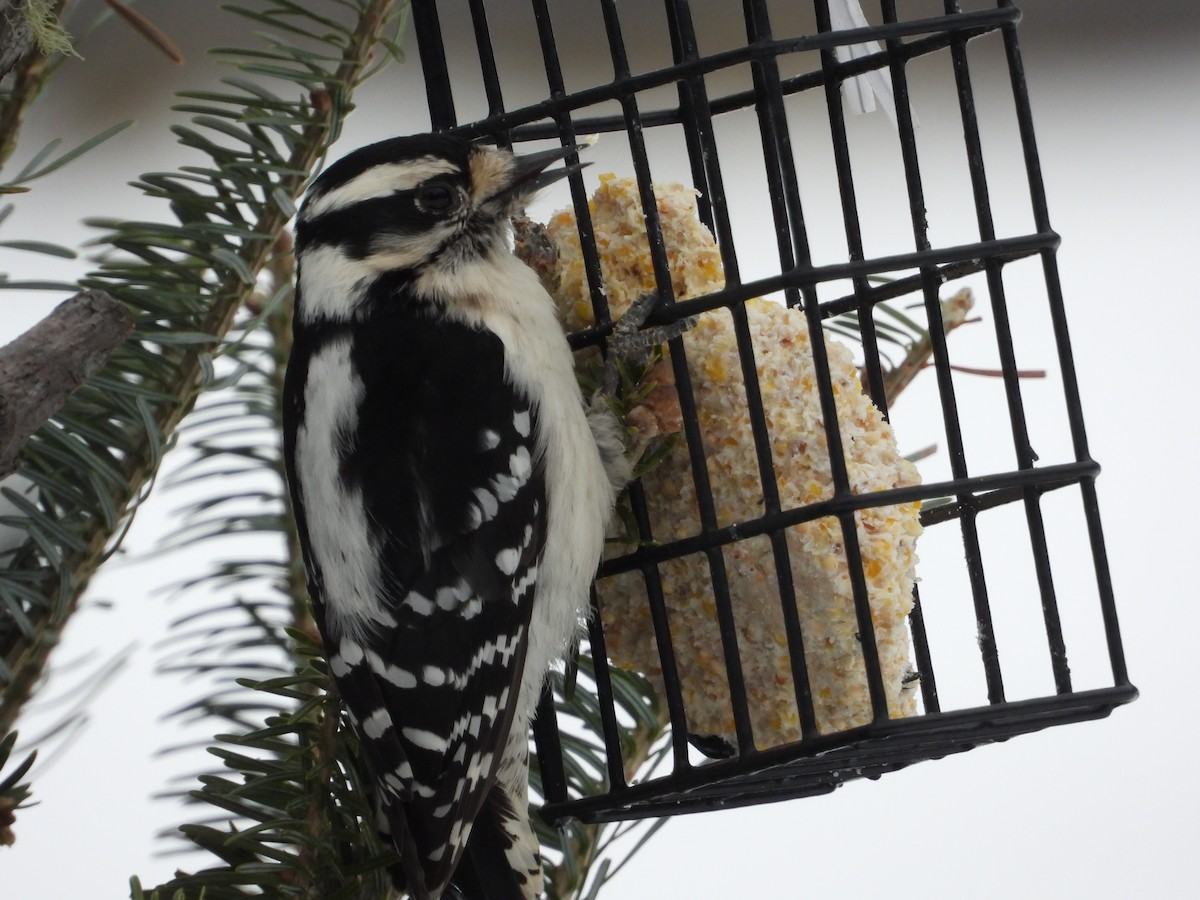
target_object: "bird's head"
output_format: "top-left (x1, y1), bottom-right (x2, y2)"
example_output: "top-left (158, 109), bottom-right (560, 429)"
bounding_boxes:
top-left (293, 134), bottom-right (583, 322)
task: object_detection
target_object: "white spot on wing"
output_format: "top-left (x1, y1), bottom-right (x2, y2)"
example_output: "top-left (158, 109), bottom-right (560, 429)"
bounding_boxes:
top-left (366, 648), bottom-right (417, 688)
top-left (481, 694), bottom-right (499, 721)
top-left (490, 473), bottom-right (521, 502)
top-left (473, 487), bottom-right (499, 523)
top-left (402, 727), bottom-right (448, 753)
top-left (466, 751), bottom-right (494, 787)
top-left (513, 409), bottom-right (531, 437)
top-left (363, 708), bottom-right (392, 739)
top-left (448, 819), bottom-right (467, 855)
top-left (495, 547), bottom-right (520, 575)
top-left (340, 638), bottom-right (364, 667)
top-left (436, 580), bottom-right (471, 611)
top-left (509, 445), bottom-right (532, 479)
top-left (404, 591), bottom-right (435, 616)
top-left (421, 632), bottom-right (525, 697)
top-left (479, 428), bottom-right (501, 451)
top-left (513, 566), bottom-right (538, 604)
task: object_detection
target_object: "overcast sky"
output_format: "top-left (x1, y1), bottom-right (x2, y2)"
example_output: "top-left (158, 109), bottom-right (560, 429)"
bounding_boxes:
top-left (3, 2), bottom-right (1198, 897)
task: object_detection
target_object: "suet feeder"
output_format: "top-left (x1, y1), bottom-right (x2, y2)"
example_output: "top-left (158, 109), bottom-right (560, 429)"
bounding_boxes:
top-left (408, 1), bottom-right (1137, 826)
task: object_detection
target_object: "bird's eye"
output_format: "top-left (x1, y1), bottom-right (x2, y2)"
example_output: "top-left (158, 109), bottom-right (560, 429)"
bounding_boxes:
top-left (418, 182), bottom-right (459, 213)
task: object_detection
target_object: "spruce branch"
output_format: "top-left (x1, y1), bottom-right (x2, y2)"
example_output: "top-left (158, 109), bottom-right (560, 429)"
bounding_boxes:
top-left (880, 286), bottom-right (976, 403)
top-left (0, 730), bottom-right (34, 846)
top-left (0, 0), bottom-right (405, 738)
top-left (56, 4), bottom-right (413, 894)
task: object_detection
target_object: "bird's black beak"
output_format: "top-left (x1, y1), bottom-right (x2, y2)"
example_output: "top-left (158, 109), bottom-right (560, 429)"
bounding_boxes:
top-left (493, 143), bottom-right (589, 208)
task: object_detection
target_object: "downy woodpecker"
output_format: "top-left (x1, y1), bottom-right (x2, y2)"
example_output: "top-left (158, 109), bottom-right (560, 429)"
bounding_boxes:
top-left (282, 134), bottom-right (625, 899)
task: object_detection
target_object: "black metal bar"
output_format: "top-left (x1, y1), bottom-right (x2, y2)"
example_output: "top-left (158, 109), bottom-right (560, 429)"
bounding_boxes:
top-left (866, 2), bottom-right (999, 708)
top-left (666, 0), bottom-right (758, 754)
top-left (583, 587), bottom-right (632, 794)
top-left (531, 683), bottom-right (568, 805)
top-left (496, 22), bottom-right (1006, 143)
top-left (527, 0), bottom-right (613, 338)
top-left (945, 4), bottom-right (1072, 697)
top-left (620, 488), bottom-right (694, 774)
top-left (878, 0), bottom-right (942, 717)
top-left (539, 684), bottom-right (1137, 824)
top-left (598, 459), bottom-right (1101, 578)
top-left (741, 0), bottom-right (820, 741)
top-left (812, 0), bottom-right (890, 722)
top-left (409, 0), bottom-right (457, 131)
top-left (410, 0), bottom-right (1135, 826)
top-left (465, 0), bottom-right (506, 122)
top-left (592, 0), bottom-right (696, 771)
top-left (565, 230), bottom-right (1061, 350)
top-left (906, 582), bottom-right (941, 714)
top-left (449, 8), bottom-right (1021, 141)
top-left (742, 0), bottom-right (807, 308)
top-left (997, 9), bottom-right (1132, 691)
top-left (918, 473), bottom-right (1081, 527)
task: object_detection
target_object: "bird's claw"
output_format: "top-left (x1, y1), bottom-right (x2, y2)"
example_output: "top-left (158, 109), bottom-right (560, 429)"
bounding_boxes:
top-left (602, 291), bottom-right (697, 395)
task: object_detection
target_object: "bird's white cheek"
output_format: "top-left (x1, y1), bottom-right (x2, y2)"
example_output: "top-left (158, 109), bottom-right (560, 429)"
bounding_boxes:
top-left (298, 231), bottom-right (457, 324)
top-left (298, 246), bottom-right (374, 323)
top-left (369, 229), bottom-right (450, 274)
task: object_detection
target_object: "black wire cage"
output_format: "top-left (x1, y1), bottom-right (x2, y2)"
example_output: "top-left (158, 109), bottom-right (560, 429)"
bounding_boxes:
top-left (407, 0), bottom-right (1136, 826)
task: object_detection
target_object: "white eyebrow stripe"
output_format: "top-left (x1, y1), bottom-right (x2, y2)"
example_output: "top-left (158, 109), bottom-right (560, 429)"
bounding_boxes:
top-left (304, 157), bottom-right (459, 219)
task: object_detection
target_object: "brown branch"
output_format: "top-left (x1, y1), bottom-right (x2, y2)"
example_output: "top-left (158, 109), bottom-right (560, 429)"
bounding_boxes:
top-left (0, 1), bottom-right (35, 80)
top-left (0, 290), bottom-right (131, 478)
top-left (0, 0), bottom-right (67, 169)
top-left (882, 286), bottom-right (976, 404)
top-left (946, 363), bottom-right (1047, 379)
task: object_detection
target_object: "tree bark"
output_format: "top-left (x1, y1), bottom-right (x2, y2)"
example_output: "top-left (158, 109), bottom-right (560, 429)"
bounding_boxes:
top-left (0, 291), bottom-right (132, 478)
top-left (0, 0), bottom-right (34, 80)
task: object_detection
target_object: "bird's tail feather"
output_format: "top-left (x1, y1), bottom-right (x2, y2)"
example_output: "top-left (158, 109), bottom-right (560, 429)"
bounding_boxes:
top-left (448, 783), bottom-right (543, 900)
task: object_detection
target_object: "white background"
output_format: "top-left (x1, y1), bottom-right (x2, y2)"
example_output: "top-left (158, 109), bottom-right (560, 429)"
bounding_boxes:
top-left (2, 2), bottom-right (1197, 897)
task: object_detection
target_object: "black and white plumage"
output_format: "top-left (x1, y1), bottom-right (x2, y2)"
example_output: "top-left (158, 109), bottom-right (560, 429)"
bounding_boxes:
top-left (282, 134), bottom-right (624, 899)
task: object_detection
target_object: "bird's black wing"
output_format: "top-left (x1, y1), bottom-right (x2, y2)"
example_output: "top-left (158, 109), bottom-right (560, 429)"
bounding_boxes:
top-left (284, 297), bottom-right (545, 899)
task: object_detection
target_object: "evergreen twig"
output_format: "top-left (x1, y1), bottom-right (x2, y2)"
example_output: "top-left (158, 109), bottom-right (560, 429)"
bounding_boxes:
top-left (0, 0), bottom-right (403, 739)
